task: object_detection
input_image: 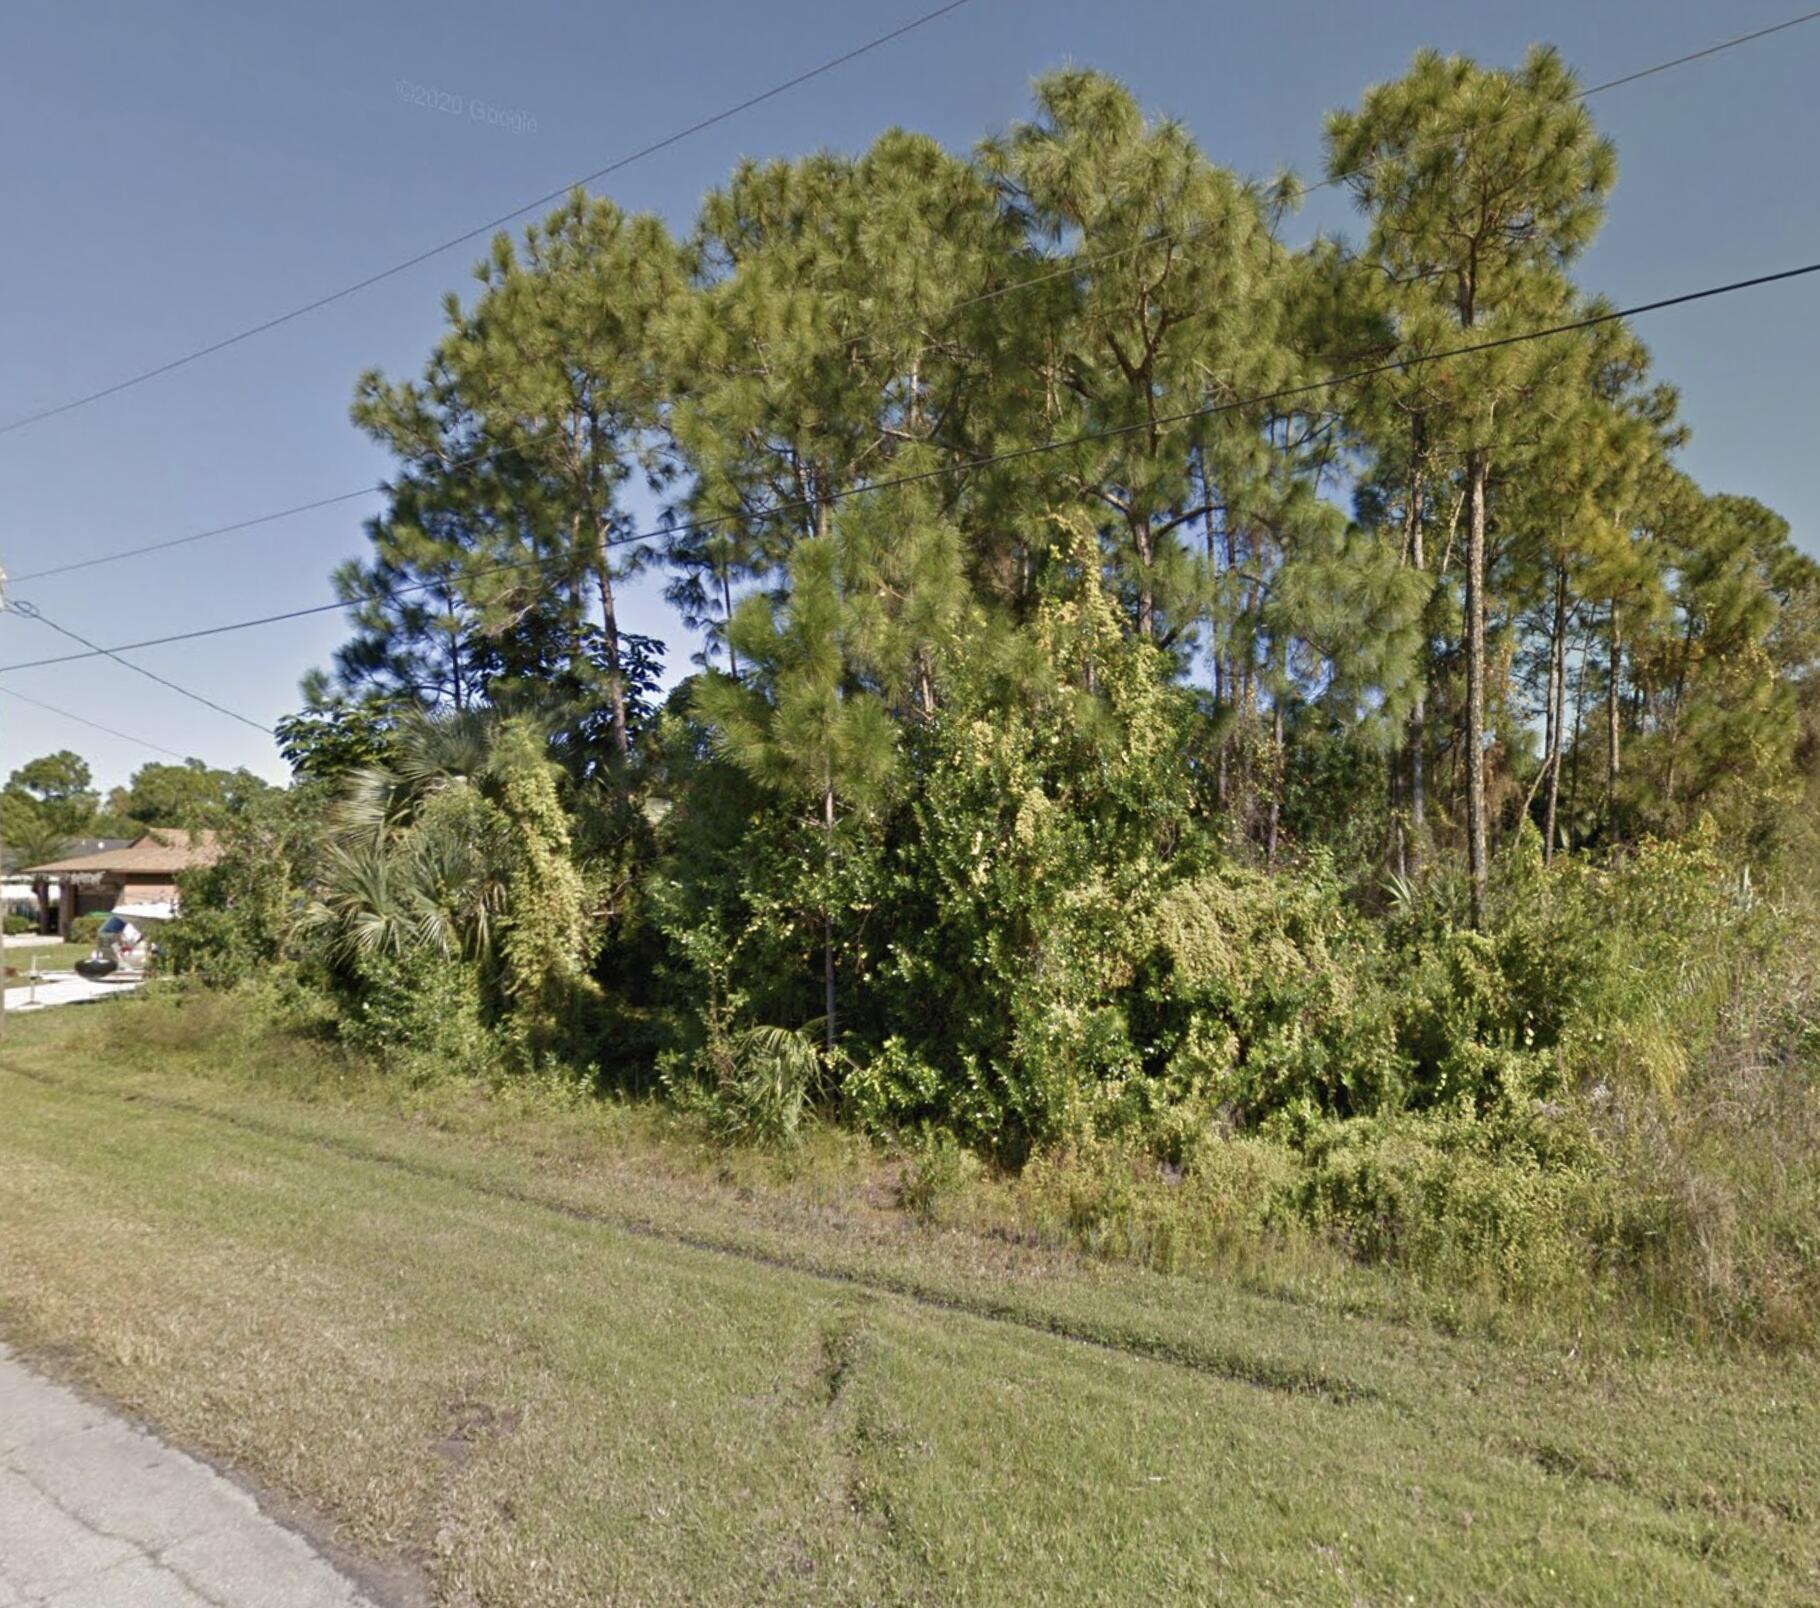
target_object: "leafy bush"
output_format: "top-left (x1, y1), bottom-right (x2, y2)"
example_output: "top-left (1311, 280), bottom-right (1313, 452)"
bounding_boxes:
top-left (1020, 1134), bottom-right (1303, 1273)
top-left (864, 557), bottom-right (1203, 1155)
top-left (669, 1023), bottom-right (822, 1148)
top-left (163, 808), bottom-right (306, 986)
top-left (4, 913), bottom-right (34, 935)
top-left (333, 943), bottom-right (493, 1074)
top-left (1290, 1106), bottom-right (1618, 1300)
top-left (142, 683), bottom-right (1820, 1345)
top-left (1133, 861), bottom-right (1400, 1120)
top-left (68, 913), bottom-right (105, 947)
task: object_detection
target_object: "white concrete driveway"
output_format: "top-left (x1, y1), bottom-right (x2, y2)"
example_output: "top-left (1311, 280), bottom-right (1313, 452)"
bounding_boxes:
top-left (4, 973), bottom-right (142, 1014)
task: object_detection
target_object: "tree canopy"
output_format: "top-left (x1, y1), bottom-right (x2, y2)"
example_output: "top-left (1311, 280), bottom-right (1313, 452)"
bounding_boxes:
top-left (178, 54), bottom-right (1817, 1163)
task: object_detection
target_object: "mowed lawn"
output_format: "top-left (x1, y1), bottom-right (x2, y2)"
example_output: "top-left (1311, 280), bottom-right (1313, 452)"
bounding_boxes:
top-left (1, 1015), bottom-right (1816, 1604)
top-left (3, 942), bottom-right (94, 987)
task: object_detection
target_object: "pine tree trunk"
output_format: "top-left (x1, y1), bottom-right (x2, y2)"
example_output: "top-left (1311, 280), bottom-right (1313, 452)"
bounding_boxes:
top-left (1544, 567), bottom-right (1567, 865)
top-left (822, 782), bottom-right (836, 1052)
top-left (1465, 449), bottom-right (1490, 928)
top-left (1389, 752), bottom-right (1406, 878)
top-left (1266, 696), bottom-right (1284, 869)
top-left (1134, 517), bottom-right (1156, 639)
top-left (445, 581), bottom-right (464, 712)
top-left (1605, 602), bottom-right (1622, 833)
top-left (1409, 687), bottom-right (1426, 871)
top-left (1664, 612), bottom-right (1696, 808)
top-left (574, 408), bottom-right (631, 765)
top-left (1567, 624), bottom-right (1587, 830)
top-left (1202, 461), bottom-right (1229, 809)
top-left (1404, 449), bottom-right (1427, 872)
top-left (599, 540), bottom-right (630, 763)
top-left (721, 566), bottom-right (739, 679)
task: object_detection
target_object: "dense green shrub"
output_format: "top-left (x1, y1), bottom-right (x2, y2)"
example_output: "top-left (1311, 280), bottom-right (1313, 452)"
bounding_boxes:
top-left (662, 1021), bottom-right (822, 1147)
top-left (1020, 1134), bottom-right (1303, 1273)
top-left (162, 804), bottom-right (309, 986)
top-left (1133, 861), bottom-right (1400, 1120)
top-left (898, 1130), bottom-right (985, 1224)
top-left (333, 942), bottom-right (493, 1072)
top-left (1290, 1106), bottom-right (1618, 1298)
top-left (68, 913), bottom-right (105, 947)
top-left (863, 553), bottom-right (1203, 1155)
top-left (4, 913), bottom-right (34, 935)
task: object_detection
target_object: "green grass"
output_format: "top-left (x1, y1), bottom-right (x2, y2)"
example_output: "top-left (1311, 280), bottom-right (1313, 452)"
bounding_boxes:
top-left (3, 941), bottom-right (93, 985)
top-left (1, 995), bottom-right (1817, 1604)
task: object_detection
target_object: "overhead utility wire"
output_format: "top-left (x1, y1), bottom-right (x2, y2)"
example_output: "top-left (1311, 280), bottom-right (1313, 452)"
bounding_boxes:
top-left (0, 0), bottom-right (974, 440)
top-left (13, 489), bottom-right (380, 583)
top-left (5, 600), bottom-right (272, 732)
top-left (1298, 5), bottom-right (1820, 199)
top-left (14, 5), bottom-right (1817, 587)
top-left (0, 685), bottom-right (192, 761)
top-left (2, 258), bottom-right (1814, 679)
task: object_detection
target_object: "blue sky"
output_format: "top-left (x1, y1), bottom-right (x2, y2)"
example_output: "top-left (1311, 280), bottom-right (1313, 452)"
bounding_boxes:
top-left (3, 0), bottom-right (1816, 792)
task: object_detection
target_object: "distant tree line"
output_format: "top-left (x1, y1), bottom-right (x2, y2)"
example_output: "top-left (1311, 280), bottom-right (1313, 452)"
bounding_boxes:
top-left (2, 751), bottom-right (274, 868)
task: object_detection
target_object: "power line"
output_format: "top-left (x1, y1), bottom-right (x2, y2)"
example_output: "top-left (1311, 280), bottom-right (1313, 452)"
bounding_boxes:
top-left (0, 686), bottom-right (192, 761)
top-left (2, 596), bottom-right (356, 666)
top-left (1559, 5), bottom-right (1820, 98)
top-left (0, 0), bottom-right (973, 441)
top-left (1299, 6), bottom-right (1820, 200)
top-left (11, 489), bottom-right (378, 583)
top-left (2, 257), bottom-right (1814, 680)
top-left (12, 6), bottom-right (1816, 589)
top-left (5, 601), bottom-right (271, 733)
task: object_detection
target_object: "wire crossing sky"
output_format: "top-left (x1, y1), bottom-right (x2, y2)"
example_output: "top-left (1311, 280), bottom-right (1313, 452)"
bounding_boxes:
top-left (3, 0), bottom-right (1816, 785)
top-left (5, 255), bottom-right (1816, 693)
top-left (14, 6), bottom-right (1819, 592)
top-left (0, 1), bottom-right (975, 441)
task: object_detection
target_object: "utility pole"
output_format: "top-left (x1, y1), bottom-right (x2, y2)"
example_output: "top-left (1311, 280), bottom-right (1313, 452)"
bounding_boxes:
top-left (1, 563), bottom-right (9, 1039)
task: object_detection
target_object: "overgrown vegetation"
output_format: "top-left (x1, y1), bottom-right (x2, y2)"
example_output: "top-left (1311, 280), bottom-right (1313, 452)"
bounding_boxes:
top-left (97, 51), bottom-right (1820, 1347)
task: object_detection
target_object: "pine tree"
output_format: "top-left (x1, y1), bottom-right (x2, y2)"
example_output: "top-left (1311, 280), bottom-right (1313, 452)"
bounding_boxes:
top-left (1496, 313), bottom-right (1674, 859)
top-left (1327, 46), bottom-right (1615, 924)
top-left (346, 196), bottom-right (684, 769)
top-left (693, 534), bottom-right (897, 1048)
top-left (981, 70), bottom-right (1289, 645)
top-left (1625, 489), bottom-right (1819, 843)
top-left (442, 195), bottom-right (684, 763)
top-left (659, 133), bottom-right (1010, 646)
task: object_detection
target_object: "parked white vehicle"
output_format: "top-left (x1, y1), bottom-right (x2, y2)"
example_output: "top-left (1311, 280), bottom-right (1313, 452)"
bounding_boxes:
top-left (74, 903), bottom-right (173, 981)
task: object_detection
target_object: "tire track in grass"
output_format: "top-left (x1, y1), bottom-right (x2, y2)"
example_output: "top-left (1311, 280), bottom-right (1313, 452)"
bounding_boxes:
top-left (0, 1061), bottom-right (1382, 1408)
top-left (12, 1058), bottom-right (1810, 1594)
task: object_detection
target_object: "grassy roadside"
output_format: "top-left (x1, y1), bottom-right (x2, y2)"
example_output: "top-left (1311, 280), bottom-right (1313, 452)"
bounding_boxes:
top-left (2, 997), bottom-right (1817, 1603)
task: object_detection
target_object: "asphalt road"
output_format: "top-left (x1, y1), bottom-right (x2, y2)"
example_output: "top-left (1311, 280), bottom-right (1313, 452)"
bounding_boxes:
top-left (0, 1345), bottom-right (375, 1607)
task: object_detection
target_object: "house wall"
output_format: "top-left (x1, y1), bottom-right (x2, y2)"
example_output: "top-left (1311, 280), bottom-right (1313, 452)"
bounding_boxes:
top-left (35, 867), bottom-right (195, 937)
top-left (46, 876), bottom-right (160, 937)
top-left (119, 878), bottom-right (180, 904)
top-left (53, 878), bottom-right (119, 938)
top-left (73, 882), bottom-right (116, 924)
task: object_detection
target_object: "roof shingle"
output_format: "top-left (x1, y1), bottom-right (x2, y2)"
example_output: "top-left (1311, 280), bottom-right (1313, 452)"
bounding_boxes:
top-left (22, 828), bottom-right (223, 877)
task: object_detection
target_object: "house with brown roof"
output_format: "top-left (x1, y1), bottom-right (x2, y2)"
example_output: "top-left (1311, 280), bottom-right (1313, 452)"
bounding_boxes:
top-left (22, 829), bottom-right (222, 936)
